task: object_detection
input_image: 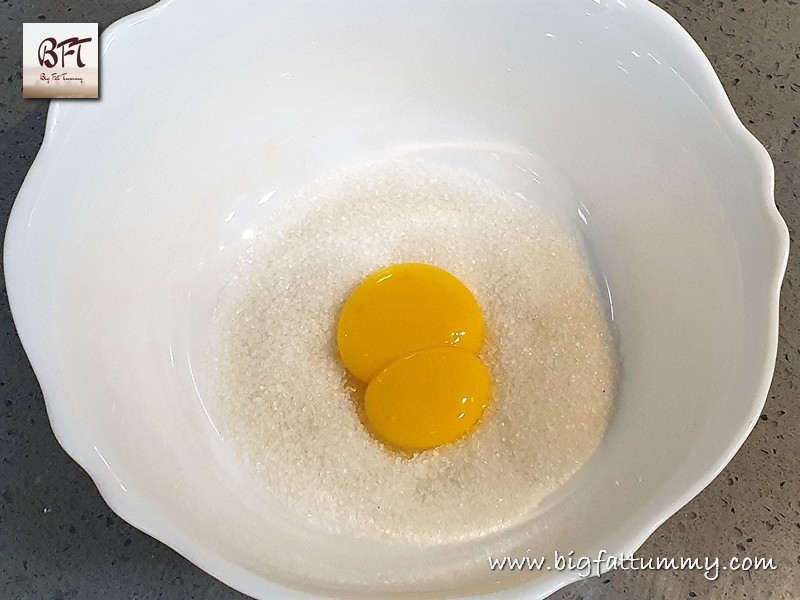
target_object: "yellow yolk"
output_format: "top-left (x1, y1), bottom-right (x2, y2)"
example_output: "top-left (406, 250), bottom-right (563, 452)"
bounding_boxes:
top-left (364, 348), bottom-right (491, 452)
top-left (337, 263), bottom-right (484, 383)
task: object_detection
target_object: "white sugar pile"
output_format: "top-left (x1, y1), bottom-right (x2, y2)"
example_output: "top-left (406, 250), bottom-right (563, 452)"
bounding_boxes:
top-left (210, 160), bottom-right (616, 543)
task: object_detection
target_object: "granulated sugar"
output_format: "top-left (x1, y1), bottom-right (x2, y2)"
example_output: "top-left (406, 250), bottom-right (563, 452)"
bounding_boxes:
top-left (210, 161), bottom-right (617, 543)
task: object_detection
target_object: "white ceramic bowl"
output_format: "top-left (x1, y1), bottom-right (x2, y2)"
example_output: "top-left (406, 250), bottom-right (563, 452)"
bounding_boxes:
top-left (5, 0), bottom-right (789, 598)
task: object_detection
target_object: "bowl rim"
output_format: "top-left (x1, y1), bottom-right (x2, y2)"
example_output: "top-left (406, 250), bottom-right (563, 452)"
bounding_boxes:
top-left (4, 1), bottom-right (790, 599)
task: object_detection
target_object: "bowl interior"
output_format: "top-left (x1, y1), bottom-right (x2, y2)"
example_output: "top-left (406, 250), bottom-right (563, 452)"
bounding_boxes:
top-left (5, 0), bottom-right (786, 598)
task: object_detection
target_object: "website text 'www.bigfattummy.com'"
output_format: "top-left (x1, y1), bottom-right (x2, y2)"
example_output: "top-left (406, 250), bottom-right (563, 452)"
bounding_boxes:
top-left (488, 551), bottom-right (778, 581)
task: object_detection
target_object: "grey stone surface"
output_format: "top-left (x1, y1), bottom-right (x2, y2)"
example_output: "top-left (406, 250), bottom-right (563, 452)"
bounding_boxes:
top-left (0, 0), bottom-right (797, 598)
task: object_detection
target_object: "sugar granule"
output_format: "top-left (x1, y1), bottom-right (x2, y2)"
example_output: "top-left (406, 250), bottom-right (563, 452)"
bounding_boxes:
top-left (210, 161), bottom-right (617, 543)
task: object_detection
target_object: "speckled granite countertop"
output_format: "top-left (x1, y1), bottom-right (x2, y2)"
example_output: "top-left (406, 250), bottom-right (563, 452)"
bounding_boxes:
top-left (1, 1), bottom-right (797, 598)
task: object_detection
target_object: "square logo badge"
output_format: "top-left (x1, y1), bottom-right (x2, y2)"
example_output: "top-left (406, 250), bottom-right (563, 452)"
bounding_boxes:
top-left (23, 23), bottom-right (99, 99)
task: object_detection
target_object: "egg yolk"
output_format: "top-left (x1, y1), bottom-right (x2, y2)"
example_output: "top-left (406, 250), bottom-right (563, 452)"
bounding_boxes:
top-left (337, 263), bottom-right (484, 383)
top-left (336, 263), bottom-right (492, 452)
top-left (364, 348), bottom-right (491, 452)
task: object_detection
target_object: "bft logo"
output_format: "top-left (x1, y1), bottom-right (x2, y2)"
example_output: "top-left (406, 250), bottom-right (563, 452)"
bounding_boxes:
top-left (37, 36), bottom-right (93, 69)
top-left (23, 23), bottom-right (99, 99)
